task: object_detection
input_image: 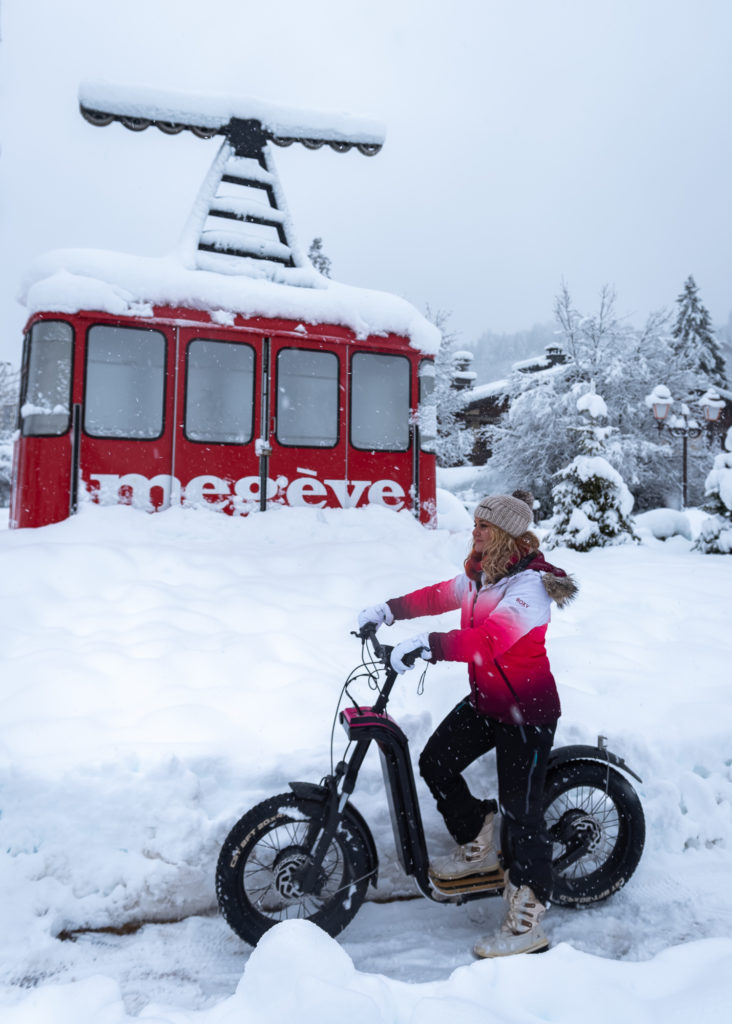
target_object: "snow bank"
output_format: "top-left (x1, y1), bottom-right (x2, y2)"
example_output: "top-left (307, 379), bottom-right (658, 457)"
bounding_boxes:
top-left (435, 487), bottom-right (472, 532)
top-left (0, 501), bottom-right (731, 1018)
top-left (2, 924), bottom-right (732, 1023)
top-left (635, 508), bottom-right (692, 541)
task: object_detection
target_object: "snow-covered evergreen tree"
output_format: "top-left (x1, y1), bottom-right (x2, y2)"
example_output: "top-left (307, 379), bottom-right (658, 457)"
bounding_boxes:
top-left (307, 237), bottom-right (331, 278)
top-left (0, 443), bottom-right (11, 508)
top-left (672, 275), bottom-right (727, 388)
top-left (0, 360), bottom-right (19, 508)
top-left (545, 390), bottom-right (639, 551)
top-left (485, 284), bottom-right (678, 513)
top-left (694, 426), bottom-right (732, 553)
top-left (426, 307), bottom-right (474, 467)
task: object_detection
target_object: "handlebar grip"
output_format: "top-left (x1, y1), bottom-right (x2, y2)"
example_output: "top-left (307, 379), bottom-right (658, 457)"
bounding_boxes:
top-left (358, 622), bottom-right (378, 642)
top-left (400, 648), bottom-right (420, 668)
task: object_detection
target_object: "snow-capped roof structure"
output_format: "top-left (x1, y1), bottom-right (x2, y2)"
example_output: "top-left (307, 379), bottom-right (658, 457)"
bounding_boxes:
top-left (21, 83), bottom-right (440, 355)
top-left (78, 81), bottom-right (386, 151)
top-left (511, 344), bottom-right (567, 374)
top-left (458, 378), bottom-right (511, 407)
top-left (21, 249), bottom-right (440, 353)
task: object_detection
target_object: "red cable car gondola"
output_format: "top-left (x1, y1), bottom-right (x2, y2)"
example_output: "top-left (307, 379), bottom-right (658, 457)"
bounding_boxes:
top-left (11, 84), bottom-right (438, 529)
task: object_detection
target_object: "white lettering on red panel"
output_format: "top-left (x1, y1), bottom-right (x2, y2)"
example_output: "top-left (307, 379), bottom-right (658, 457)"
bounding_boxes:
top-left (88, 473), bottom-right (406, 512)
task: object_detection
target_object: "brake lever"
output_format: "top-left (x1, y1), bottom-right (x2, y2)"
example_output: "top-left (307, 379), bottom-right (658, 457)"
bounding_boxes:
top-left (353, 624), bottom-right (390, 665)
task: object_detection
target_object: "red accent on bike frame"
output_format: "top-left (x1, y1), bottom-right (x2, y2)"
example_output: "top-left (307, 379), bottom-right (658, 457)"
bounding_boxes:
top-left (340, 706), bottom-right (403, 735)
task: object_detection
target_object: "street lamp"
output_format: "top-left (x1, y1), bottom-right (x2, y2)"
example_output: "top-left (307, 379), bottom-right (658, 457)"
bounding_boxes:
top-left (645, 385), bottom-right (725, 507)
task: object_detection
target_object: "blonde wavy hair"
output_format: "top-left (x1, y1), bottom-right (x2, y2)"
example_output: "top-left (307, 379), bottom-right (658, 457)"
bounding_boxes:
top-left (466, 526), bottom-right (540, 584)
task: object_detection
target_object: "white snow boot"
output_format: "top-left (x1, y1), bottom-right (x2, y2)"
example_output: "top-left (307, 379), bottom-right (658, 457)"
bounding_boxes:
top-left (473, 877), bottom-right (549, 958)
top-left (429, 813), bottom-right (503, 893)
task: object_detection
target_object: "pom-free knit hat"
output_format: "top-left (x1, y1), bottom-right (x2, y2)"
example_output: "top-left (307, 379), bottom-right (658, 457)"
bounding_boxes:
top-left (473, 493), bottom-right (533, 537)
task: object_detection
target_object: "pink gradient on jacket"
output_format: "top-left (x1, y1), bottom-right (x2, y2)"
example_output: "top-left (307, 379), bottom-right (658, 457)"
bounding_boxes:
top-left (388, 569), bottom-right (561, 725)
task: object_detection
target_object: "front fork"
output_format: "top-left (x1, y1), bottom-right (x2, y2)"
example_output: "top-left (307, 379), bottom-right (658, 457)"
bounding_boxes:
top-left (293, 739), bottom-right (372, 895)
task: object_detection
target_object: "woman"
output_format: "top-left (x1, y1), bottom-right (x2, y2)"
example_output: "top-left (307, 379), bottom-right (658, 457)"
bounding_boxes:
top-left (358, 491), bottom-right (577, 958)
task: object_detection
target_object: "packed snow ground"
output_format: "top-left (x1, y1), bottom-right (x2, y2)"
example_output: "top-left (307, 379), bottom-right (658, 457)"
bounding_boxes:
top-left (1, 494), bottom-right (732, 1022)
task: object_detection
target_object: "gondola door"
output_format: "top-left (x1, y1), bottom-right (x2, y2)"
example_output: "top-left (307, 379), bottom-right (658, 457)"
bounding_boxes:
top-left (78, 321), bottom-right (176, 512)
top-left (263, 335), bottom-right (348, 510)
top-left (173, 328), bottom-right (262, 514)
top-left (173, 330), bottom-right (347, 514)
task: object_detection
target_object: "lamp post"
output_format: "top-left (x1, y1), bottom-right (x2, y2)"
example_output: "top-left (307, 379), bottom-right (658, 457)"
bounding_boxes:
top-left (645, 385), bottom-right (725, 507)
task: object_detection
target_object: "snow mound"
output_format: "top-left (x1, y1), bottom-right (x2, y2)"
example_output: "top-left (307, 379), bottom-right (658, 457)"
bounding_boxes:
top-left (3, 925), bottom-right (732, 1023)
top-left (635, 508), bottom-right (692, 541)
top-left (436, 488), bottom-right (472, 531)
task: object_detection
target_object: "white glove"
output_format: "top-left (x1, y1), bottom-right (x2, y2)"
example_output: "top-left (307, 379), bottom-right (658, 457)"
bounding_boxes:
top-left (358, 602), bottom-right (395, 630)
top-left (390, 634), bottom-right (432, 674)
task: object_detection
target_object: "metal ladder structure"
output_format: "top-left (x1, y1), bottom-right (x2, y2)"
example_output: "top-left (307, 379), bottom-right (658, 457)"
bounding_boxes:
top-left (79, 85), bottom-right (384, 274)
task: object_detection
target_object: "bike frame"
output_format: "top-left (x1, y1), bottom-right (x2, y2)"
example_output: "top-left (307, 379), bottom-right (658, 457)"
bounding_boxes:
top-left (292, 630), bottom-right (643, 905)
top-left (294, 636), bottom-right (502, 903)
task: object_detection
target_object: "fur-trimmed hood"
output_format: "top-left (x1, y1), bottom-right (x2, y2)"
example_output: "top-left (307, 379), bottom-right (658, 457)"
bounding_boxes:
top-left (465, 549), bottom-right (579, 608)
top-left (528, 552), bottom-right (579, 608)
top-left (539, 570), bottom-right (579, 607)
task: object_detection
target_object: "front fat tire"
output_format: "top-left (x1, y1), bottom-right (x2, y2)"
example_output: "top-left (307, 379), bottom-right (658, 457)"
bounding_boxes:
top-left (216, 791), bottom-right (373, 946)
top-left (543, 760), bottom-right (645, 906)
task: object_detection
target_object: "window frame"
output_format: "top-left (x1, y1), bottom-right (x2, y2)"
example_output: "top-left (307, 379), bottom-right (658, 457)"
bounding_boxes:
top-left (183, 337), bottom-right (257, 446)
top-left (274, 346), bottom-right (341, 449)
top-left (20, 319), bottom-right (75, 439)
top-left (349, 350), bottom-right (412, 453)
top-left (82, 323), bottom-right (168, 441)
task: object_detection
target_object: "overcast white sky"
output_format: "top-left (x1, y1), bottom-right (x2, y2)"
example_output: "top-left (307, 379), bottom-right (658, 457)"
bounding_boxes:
top-left (1, 0), bottom-right (731, 364)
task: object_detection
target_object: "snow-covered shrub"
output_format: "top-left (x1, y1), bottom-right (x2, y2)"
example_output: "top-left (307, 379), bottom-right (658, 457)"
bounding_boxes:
top-left (545, 455), bottom-right (639, 551)
top-left (694, 428), bottom-right (732, 553)
top-left (545, 390), bottom-right (639, 551)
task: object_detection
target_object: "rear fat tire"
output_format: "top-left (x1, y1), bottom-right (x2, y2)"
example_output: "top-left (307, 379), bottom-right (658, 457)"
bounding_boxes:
top-left (216, 792), bottom-right (373, 946)
top-left (500, 760), bottom-right (645, 907)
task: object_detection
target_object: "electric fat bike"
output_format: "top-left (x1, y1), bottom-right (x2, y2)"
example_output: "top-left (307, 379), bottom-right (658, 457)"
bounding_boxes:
top-left (216, 626), bottom-right (645, 946)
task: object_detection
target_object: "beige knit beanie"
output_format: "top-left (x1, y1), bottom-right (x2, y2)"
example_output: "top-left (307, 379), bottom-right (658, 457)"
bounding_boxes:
top-left (473, 492), bottom-right (533, 537)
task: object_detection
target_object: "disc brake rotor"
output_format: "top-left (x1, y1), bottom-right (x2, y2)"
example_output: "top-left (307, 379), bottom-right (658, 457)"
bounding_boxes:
top-left (272, 847), bottom-right (325, 899)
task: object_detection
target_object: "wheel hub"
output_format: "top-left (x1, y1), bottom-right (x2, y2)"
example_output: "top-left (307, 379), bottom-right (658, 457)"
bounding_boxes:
top-left (556, 809), bottom-right (603, 854)
top-left (272, 847), bottom-right (325, 899)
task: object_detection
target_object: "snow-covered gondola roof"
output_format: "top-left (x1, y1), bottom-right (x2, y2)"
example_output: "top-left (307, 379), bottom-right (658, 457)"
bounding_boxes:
top-left (20, 82), bottom-right (440, 355)
top-left (21, 247), bottom-right (440, 354)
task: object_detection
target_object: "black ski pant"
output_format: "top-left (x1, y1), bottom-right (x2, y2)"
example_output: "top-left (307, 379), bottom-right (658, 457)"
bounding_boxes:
top-left (418, 697), bottom-right (557, 904)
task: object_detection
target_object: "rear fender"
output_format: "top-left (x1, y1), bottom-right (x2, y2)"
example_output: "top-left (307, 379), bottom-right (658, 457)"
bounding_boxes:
top-left (288, 780), bottom-right (379, 887)
top-left (548, 744), bottom-right (643, 784)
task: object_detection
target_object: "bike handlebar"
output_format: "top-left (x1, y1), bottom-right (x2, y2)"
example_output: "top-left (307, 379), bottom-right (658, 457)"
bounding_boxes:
top-left (356, 621), bottom-right (386, 659)
top-left (354, 624), bottom-right (425, 714)
top-left (355, 624), bottom-right (421, 669)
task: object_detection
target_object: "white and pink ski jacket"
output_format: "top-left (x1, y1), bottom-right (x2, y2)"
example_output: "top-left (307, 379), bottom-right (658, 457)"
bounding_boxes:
top-left (387, 555), bottom-right (576, 726)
